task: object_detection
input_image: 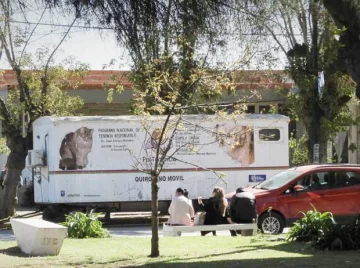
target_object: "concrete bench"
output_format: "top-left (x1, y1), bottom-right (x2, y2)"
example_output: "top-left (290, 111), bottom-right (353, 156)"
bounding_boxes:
top-left (163, 223), bottom-right (257, 237)
top-left (10, 218), bottom-right (67, 256)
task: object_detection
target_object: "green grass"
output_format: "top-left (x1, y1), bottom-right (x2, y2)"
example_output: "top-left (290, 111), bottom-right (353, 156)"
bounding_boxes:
top-left (0, 235), bottom-right (359, 267)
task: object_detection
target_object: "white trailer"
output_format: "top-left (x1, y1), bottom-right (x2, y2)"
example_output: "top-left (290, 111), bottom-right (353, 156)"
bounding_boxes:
top-left (28, 114), bottom-right (289, 214)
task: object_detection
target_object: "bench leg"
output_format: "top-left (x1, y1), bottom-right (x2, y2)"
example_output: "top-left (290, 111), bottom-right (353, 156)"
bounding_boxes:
top-left (163, 231), bottom-right (175, 237)
top-left (162, 224), bottom-right (173, 237)
top-left (162, 224), bottom-right (182, 237)
top-left (163, 231), bottom-right (181, 237)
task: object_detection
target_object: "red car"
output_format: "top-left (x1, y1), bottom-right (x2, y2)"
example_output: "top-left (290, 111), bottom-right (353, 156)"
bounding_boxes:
top-left (226, 165), bottom-right (360, 234)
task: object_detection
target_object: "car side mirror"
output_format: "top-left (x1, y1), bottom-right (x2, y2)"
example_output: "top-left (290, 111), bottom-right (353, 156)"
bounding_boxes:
top-left (294, 185), bottom-right (304, 192)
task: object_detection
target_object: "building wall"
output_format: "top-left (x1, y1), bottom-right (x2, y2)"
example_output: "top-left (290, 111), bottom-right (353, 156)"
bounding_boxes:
top-left (80, 102), bottom-right (132, 115)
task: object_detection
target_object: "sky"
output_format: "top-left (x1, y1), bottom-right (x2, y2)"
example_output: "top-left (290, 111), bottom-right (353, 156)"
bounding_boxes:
top-left (0, 22), bottom-right (132, 70)
top-left (0, 2), bottom-right (287, 71)
top-left (40, 30), bottom-right (132, 70)
top-left (0, 2), bottom-right (133, 70)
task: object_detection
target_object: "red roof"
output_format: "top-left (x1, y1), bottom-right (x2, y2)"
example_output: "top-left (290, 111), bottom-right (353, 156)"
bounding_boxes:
top-left (0, 69), bottom-right (294, 90)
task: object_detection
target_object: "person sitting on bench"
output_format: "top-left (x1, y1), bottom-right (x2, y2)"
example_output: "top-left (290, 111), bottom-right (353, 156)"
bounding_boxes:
top-left (230, 187), bottom-right (257, 230)
top-left (198, 187), bottom-right (237, 236)
top-left (168, 188), bottom-right (195, 226)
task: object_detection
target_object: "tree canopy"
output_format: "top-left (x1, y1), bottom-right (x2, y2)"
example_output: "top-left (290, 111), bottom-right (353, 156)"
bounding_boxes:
top-left (323, 0), bottom-right (360, 99)
top-left (0, 0), bottom-right (88, 219)
top-left (233, 0), bottom-right (355, 162)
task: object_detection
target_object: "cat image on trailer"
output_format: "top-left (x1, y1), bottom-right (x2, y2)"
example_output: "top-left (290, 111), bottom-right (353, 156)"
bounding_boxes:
top-left (59, 127), bottom-right (94, 170)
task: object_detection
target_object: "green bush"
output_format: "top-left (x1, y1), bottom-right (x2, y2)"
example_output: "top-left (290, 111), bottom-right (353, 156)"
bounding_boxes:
top-left (287, 205), bottom-right (360, 250)
top-left (287, 205), bottom-right (335, 243)
top-left (289, 134), bottom-right (309, 166)
top-left (62, 211), bottom-right (111, 239)
top-left (317, 215), bottom-right (360, 250)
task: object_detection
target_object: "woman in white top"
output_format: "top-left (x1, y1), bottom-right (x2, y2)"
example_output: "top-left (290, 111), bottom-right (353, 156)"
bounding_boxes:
top-left (184, 189), bottom-right (193, 206)
top-left (168, 188), bottom-right (195, 225)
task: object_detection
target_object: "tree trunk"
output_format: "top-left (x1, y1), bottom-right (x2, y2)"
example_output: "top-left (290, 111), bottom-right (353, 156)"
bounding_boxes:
top-left (307, 113), bottom-right (329, 164)
top-left (150, 174), bottom-right (159, 257)
top-left (319, 140), bottom-right (328, 163)
top-left (308, 105), bottom-right (321, 163)
top-left (0, 134), bottom-right (27, 219)
top-left (0, 168), bottom-right (22, 219)
top-left (308, 0), bottom-right (321, 164)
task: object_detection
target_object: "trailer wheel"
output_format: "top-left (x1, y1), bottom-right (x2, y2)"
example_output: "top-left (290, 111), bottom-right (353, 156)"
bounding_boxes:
top-left (42, 205), bottom-right (65, 222)
top-left (104, 211), bottom-right (111, 222)
top-left (159, 201), bottom-right (171, 215)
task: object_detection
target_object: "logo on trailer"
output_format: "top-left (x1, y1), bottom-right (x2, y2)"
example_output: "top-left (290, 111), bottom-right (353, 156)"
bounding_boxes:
top-left (249, 175), bottom-right (266, 182)
top-left (61, 190), bottom-right (65, 197)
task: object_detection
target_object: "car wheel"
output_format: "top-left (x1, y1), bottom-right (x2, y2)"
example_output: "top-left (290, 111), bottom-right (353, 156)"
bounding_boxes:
top-left (259, 212), bottom-right (284, 234)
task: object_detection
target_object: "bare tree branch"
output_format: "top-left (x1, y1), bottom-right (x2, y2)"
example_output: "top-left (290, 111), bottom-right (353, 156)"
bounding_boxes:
top-left (166, 155), bottom-right (227, 182)
top-left (19, 5), bottom-right (48, 62)
top-left (222, 2), bottom-right (292, 61)
top-left (174, 92), bottom-right (261, 111)
top-left (2, 0), bottom-right (16, 63)
top-left (158, 116), bottom-right (182, 170)
top-left (40, 15), bottom-right (77, 115)
top-left (0, 0), bottom-right (38, 116)
top-left (42, 16), bottom-right (77, 94)
top-left (297, 0), bottom-right (308, 45)
top-left (279, 1), bottom-right (297, 47)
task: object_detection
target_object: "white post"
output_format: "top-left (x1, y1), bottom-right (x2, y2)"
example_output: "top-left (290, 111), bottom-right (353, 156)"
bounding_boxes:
top-left (348, 103), bottom-right (358, 164)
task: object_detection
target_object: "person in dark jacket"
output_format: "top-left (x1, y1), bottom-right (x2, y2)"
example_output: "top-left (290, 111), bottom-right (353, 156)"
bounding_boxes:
top-left (198, 187), bottom-right (237, 236)
top-left (230, 187), bottom-right (257, 224)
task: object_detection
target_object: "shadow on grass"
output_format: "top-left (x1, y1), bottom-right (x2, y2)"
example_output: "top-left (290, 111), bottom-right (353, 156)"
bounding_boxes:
top-left (0, 246), bottom-right (29, 257)
top-left (168, 245), bottom-right (269, 262)
top-left (66, 257), bottom-right (133, 267)
top-left (129, 242), bottom-right (360, 268)
top-left (126, 256), bottom-right (355, 268)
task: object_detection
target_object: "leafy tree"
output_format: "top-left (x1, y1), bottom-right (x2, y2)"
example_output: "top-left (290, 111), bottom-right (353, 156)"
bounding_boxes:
top-left (0, 0), bottom-right (87, 219)
top-left (45, 0), bottom-right (260, 257)
top-left (323, 0), bottom-right (360, 99)
top-left (124, 56), bottom-right (252, 257)
top-left (289, 134), bottom-right (308, 166)
top-left (232, 0), bottom-right (355, 163)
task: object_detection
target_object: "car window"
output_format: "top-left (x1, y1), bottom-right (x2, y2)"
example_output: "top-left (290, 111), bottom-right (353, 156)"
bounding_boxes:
top-left (333, 171), bottom-right (348, 187)
top-left (304, 172), bottom-right (329, 191)
top-left (328, 171), bottom-right (360, 188)
top-left (254, 170), bottom-right (300, 190)
top-left (322, 170), bottom-right (360, 189)
top-left (346, 172), bottom-right (360, 185)
top-left (283, 172), bottom-right (331, 194)
top-left (283, 170), bottom-right (360, 194)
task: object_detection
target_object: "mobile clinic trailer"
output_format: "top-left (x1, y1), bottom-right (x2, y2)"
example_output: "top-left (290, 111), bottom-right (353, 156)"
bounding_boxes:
top-left (27, 114), bottom-right (289, 215)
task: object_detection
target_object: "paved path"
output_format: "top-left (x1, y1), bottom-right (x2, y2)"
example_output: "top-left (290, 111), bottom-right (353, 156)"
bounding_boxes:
top-left (107, 226), bottom-right (241, 237)
top-left (0, 226), bottom-right (236, 240)
top-left (0, 209), bottom-right (288, 239)
top-left (0, 230), bottom-right (15, 241)
top-left (0, 225), bottom-right (289, 241)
